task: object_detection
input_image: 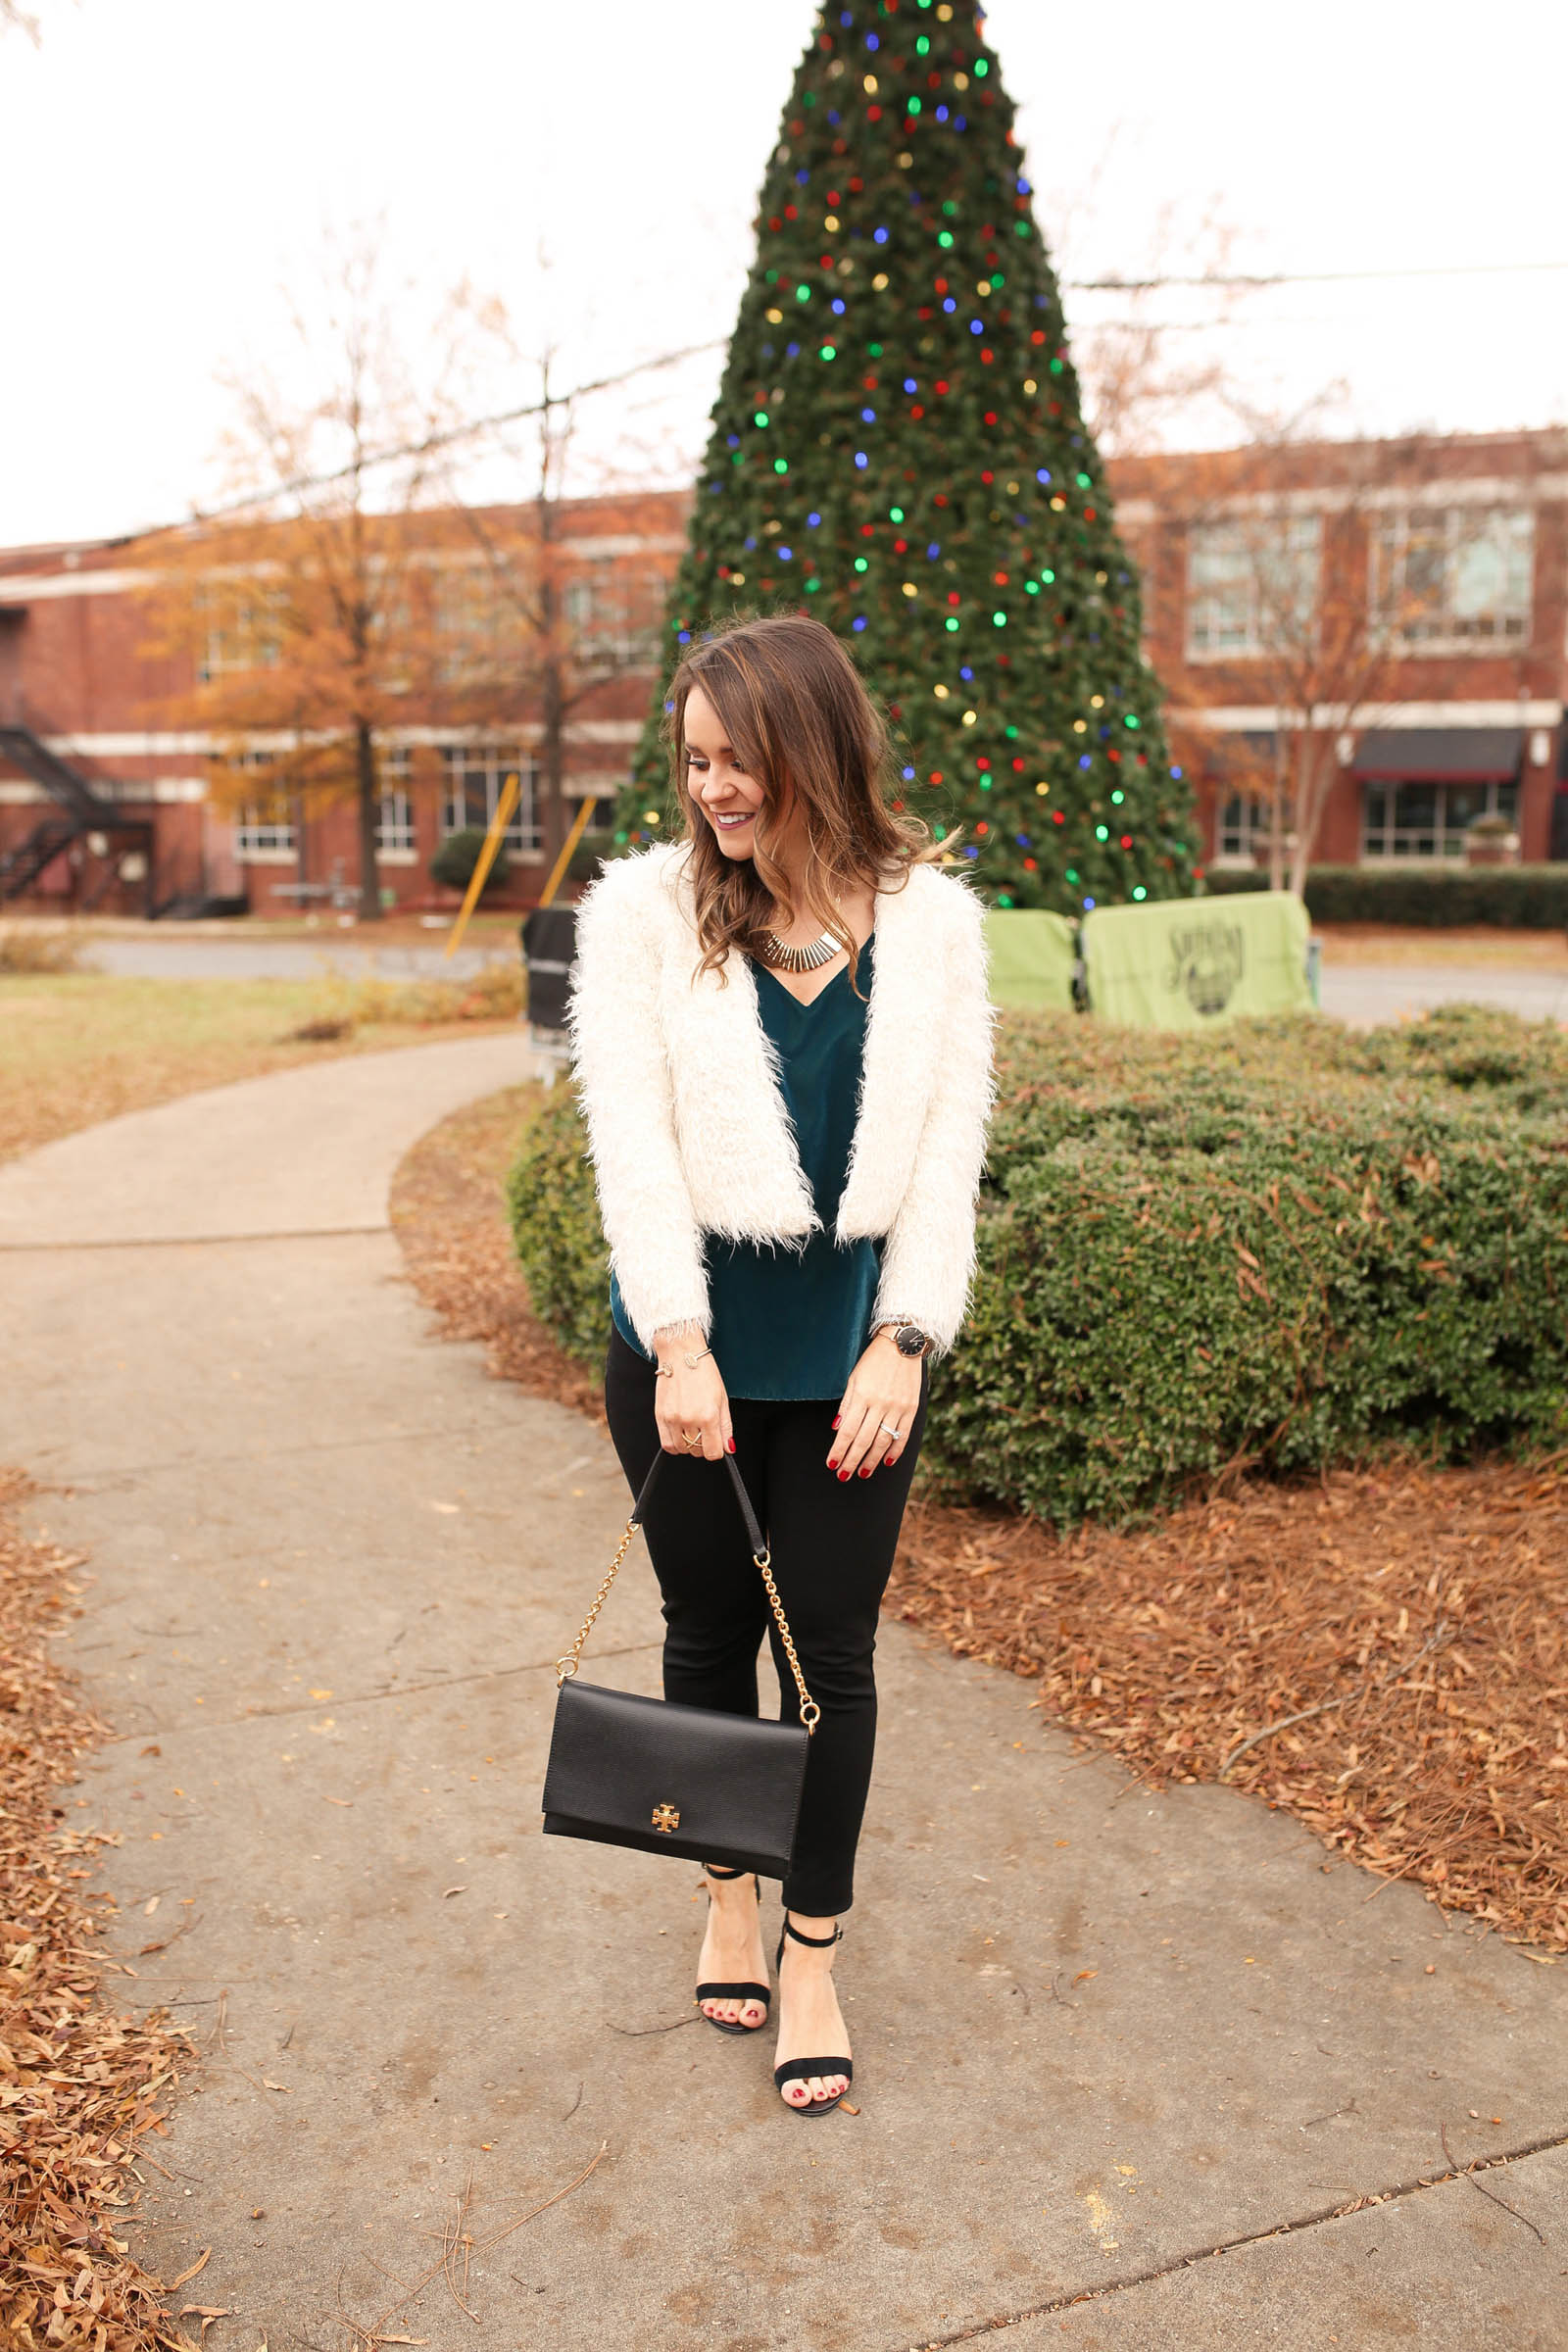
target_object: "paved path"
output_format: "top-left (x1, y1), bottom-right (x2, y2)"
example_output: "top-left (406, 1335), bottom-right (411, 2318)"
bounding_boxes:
top-left (3, 1043), bottom-right (1564, 2350)
top-left (54, 922), bottom-right (1568, 1025)
top-left (1319, 962), bottom-right (1568, 1028)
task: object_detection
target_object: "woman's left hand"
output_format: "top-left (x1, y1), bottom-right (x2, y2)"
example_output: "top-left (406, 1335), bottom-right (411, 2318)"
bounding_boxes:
top-left (828, 1332), bottom-right (924, 1480)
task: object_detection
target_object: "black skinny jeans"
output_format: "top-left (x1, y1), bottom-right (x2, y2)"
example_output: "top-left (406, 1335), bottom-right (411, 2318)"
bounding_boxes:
top-left (602, 1322), bottom-right (930, 1917)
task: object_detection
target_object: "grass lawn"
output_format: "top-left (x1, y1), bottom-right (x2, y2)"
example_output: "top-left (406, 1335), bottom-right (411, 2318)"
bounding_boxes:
top-left (8, 907), bottom-right (527, 950)
top-left (0, 970), bottom-right (519, 1163)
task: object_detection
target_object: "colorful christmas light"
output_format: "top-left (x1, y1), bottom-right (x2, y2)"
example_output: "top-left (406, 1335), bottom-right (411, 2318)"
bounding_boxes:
top-left (616, 0), bottom-right (1195, 911)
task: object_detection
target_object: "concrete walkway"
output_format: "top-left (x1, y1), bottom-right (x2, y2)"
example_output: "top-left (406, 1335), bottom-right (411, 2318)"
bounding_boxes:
top-left (1319, 962), bottom-right (1568, 1028)
top-left (54, 923), bottom-right (1568, 1027)
top-left (3, 1042), bottom-right (1564, 2350)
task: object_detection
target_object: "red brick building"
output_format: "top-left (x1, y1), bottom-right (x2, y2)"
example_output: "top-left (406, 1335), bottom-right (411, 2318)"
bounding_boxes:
top-left (1113, 427), bottom-right (1568, 874)
top-left (0, 490), bottom-right (689, 915)
top-left (4, 432), bottom-right (1565, 912)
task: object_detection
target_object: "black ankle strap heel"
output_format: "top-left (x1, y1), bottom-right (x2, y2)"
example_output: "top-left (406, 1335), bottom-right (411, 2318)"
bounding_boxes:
top-left (695, 1866), bottom-right (771, 2035)
top-left (773, 1914), bottom-right (853, 2117)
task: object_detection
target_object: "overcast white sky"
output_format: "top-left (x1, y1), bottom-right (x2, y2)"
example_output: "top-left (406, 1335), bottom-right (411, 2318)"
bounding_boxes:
top-left (6, 0), bottom-right (1566, 550)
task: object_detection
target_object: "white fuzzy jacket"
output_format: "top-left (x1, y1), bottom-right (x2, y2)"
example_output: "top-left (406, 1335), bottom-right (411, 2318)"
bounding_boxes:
top-left (565, 838), bottom-right (1000, 1361)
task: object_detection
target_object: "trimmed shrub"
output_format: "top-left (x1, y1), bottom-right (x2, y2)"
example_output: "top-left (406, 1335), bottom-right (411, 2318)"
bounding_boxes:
top-left (1206, 864), bottom-right (1568, 928)
top-left (429, 828), bottom-right (512, 896)
top-left (505, 1085), bottom-right (616, 1367)
top-left (507, 1005), bottom-right (1568, 1526)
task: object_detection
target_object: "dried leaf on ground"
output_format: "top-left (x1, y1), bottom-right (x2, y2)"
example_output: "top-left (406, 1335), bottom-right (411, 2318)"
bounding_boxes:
top-left (0, 1467), bottom-right (202, 2347)
top-left (390, 1086), bottom-right (605, 1425)
top-left (891, 1464), bottom-right (1568, 1951)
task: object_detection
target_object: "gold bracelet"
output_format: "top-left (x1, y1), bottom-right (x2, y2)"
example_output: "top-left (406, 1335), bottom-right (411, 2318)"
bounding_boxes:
top-left (656, 1343), bottom-right (712, 1380)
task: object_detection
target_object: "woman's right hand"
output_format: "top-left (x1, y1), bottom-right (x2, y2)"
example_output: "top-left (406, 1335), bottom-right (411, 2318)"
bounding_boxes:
top-left (654, 1337), bottom-right (734, 1460)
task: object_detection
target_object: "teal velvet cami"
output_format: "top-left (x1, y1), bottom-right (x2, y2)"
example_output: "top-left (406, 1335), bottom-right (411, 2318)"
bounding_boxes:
top-left (608, 936), bottom-right (884, 1401)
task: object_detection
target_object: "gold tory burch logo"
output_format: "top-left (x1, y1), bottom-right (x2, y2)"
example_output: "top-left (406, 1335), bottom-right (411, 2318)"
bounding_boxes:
top-left (651, 1803), bottom-right (680, 1834)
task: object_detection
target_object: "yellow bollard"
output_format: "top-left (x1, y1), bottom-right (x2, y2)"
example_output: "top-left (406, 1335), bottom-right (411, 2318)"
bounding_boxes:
top-left (444, 771), bottom-right (521, 960)
top-left (537, 792), bottom-right (595, 910)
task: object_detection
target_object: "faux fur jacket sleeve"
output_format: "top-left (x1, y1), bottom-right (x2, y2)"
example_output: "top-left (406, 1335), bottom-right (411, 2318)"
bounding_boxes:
top-left (565, 852), bottom-right (714, 1348)
top-left (866, 871), bottom-right (1000, 1357)
top-left (566, 842), bottom-right (999, 1362)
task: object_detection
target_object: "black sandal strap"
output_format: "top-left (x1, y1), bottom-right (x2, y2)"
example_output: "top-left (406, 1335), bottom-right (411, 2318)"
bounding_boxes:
top-left (703, 1865), bottom-right (756, 1884)
top-left (774, 2058), bottom-right (853, 2088)
top-left (780, 1917), bottom-right (843, 1949)
top-left (696, 1981), bottom-right (770, 2005)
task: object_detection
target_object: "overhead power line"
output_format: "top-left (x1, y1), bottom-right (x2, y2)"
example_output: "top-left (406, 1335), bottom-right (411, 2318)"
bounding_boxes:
top-left (1065, 259), bottom-right (1568, 291)
top-left (99, 254), bottom-right (1566, 551)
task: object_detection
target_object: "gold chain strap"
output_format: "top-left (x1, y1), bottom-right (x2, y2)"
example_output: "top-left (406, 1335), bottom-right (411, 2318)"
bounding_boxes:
top-left (556, 1519), bottom-right (820, 1734)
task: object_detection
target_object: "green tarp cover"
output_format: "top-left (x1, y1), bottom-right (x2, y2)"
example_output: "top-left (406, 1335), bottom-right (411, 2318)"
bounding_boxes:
top-left (983, 909), bottom-right (1077, 1010)
top-left (1082, 892), bottom-right (1313, 1029)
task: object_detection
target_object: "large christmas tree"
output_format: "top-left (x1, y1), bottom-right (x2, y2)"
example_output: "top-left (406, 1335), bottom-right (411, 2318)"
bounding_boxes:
top-left (613, 0), bottom-right (1195, 912)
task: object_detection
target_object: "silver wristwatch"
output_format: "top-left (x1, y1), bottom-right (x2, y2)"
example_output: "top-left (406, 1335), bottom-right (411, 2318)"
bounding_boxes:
top-left (884, 1320), bottom-right (935, 1360)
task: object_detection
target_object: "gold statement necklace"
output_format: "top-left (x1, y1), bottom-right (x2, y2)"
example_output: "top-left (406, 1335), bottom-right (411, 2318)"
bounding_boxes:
top-left (758, 924), bottom-right (844, 973)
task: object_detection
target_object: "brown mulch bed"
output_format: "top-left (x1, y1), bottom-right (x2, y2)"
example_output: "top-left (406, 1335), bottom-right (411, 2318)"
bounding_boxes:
top-left (392, 1090), bottom-right (1567, 1957)
top-left (0, 1469), bottom-right (200, 2349)
top-left (390, 1083), bottom-right (608, 1428)
top-left (892, 1468), bottom-right (1567, 1953)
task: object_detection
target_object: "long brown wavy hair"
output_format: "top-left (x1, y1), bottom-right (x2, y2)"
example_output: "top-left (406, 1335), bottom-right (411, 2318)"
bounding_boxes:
top-left (657, 612), bottom-right (965, 999)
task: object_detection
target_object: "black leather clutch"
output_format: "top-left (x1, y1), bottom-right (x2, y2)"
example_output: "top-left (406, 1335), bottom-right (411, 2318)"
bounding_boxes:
top-left (541, 1446), bottom-right (816, 1882)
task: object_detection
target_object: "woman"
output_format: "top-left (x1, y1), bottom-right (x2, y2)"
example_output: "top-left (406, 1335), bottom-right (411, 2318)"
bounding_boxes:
top-left (566, 612), bottom-right (997, 2115)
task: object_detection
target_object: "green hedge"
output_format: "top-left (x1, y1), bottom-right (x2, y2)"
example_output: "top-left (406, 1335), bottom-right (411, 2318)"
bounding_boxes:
top-left (1206, 863), bottom-right (1568, 928)
top-left (429, 828), bottom-right (512, 895)
top-left (507, 1004), bottom-right (1568, 1526)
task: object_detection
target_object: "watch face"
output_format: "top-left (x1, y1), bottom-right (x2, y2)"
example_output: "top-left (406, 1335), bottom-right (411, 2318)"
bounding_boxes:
top-left (897, 1326), bottom-right (927, 1357)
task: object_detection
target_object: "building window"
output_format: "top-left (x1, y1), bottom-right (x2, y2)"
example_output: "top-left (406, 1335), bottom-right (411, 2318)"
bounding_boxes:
top-left (441, 745), bottom-right (541, 853)
top-left (1361, 778), bottom-right (1518, 861)
top-left (197, 587), bottom-right (283, 682)
top-left (1186, 515), bottom-right (1320, 660)
top-left (222, 749), bottom-right (295, 858)
top-left (375, 748), bottom-right (416, 856)
top-left (1215, 796), bottom-right (1276, 861)
top-left (433, 564), bottom-right (508, 686)
top-left (1372, 508), bottom-right (1534, 648)
top-left (563, 564), bottom-right (664, 666)
top-left (233, 802), bottom-right (296, 858)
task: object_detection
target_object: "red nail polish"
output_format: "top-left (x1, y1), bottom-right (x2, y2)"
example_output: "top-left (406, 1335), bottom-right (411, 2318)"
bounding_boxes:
top-left (837, 1469), bottom-right (850, 1482)
top-left (884, 1453), bottom-right (896, 1468)
top-left (831, 1414), bottom-right (841, 1428)
top-left (726, 1438), bottom-right (735, 1453)
top-left (858, 1465), bottom-right (872, 1478)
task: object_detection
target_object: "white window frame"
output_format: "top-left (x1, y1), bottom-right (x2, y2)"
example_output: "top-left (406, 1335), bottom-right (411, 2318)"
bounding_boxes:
top-left (563, 563), bottom-right (664, 667)
top-left (1371, 507), bottom-right (1534, 651)
top-left (225, 750), bottom-right (296, 862)
top-left (375, 748), bottom-right (416, 861)
top-left (433, 564), bottom-right (510, 687)
top-left (197, 588), bottom-right (284, 683)
top-left (1214, 795), bottom-right (1277, 863)
top-left (1360, 776), bottom-right (1519, 862)
top-left (440, 744), bottom-right (542, 855)
top-left (1186, 515), bottom-right (1321, 662)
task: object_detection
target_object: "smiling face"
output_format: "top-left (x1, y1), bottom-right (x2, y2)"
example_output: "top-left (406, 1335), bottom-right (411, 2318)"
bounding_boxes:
top-left (682, 684), bottom-right (772, 862)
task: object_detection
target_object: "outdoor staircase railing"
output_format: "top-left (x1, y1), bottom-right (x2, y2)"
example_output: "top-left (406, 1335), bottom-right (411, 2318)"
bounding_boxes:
top-left (0, 715), bottom-right (155, 911)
